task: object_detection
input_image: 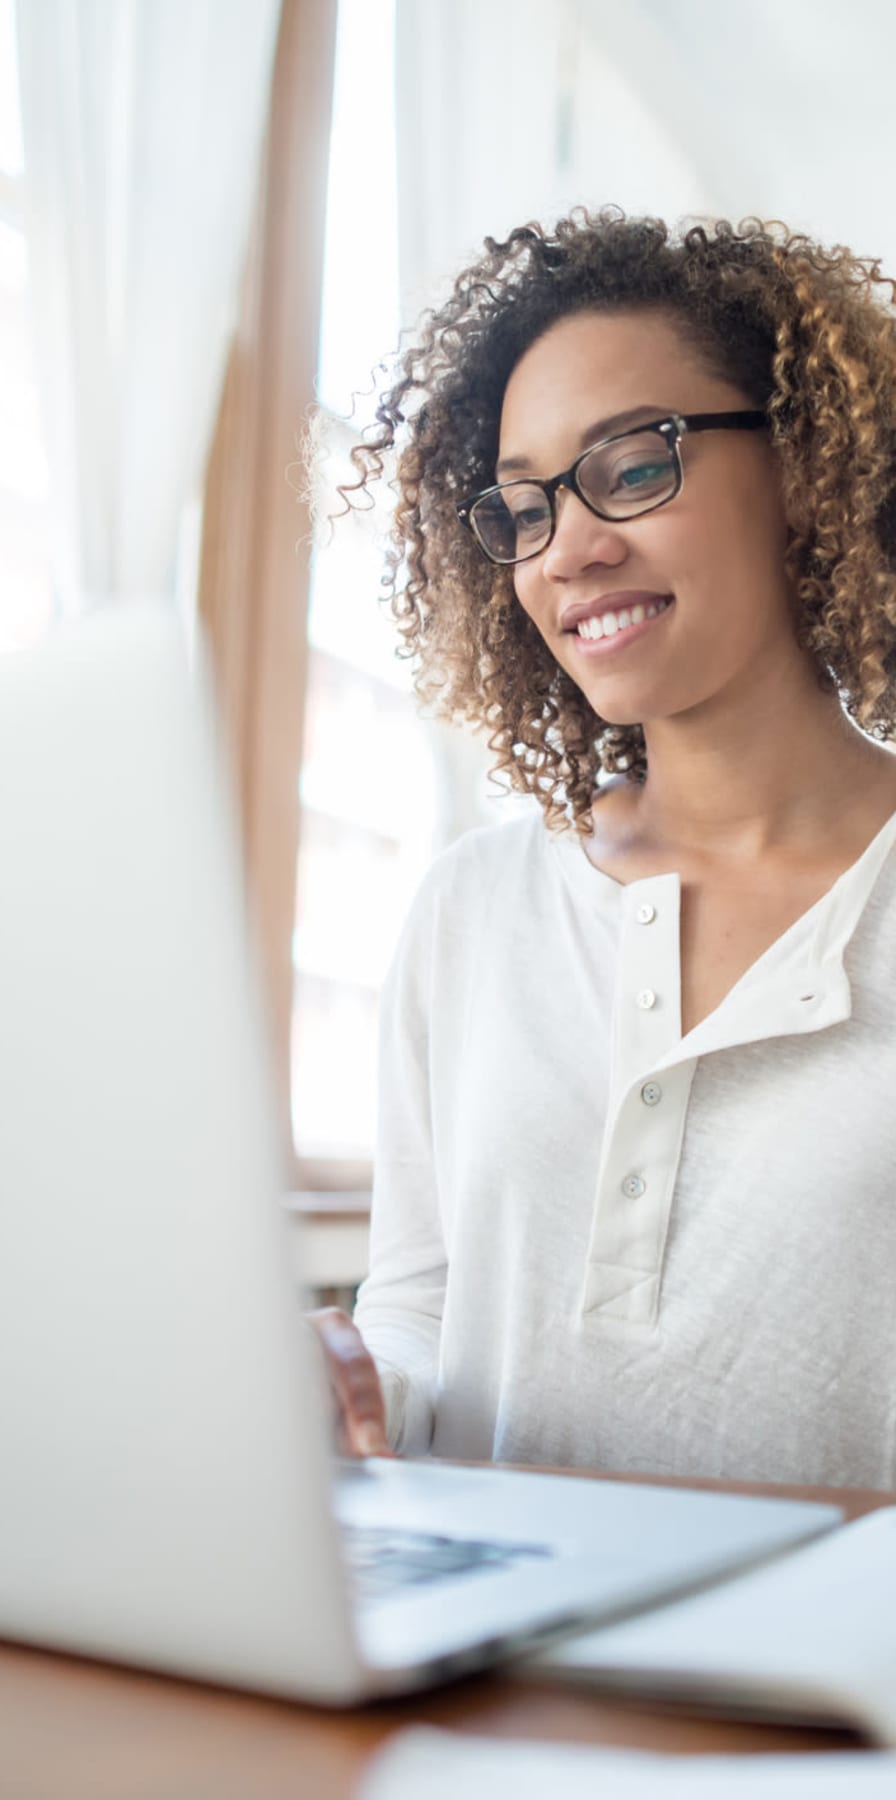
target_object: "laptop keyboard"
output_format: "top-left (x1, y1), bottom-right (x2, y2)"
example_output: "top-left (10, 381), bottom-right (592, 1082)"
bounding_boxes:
top-left (342, 1523), bottom-right (550, 1602)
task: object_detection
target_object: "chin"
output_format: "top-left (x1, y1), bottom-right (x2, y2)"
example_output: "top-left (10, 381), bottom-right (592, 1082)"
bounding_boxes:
top-left (578, 685), bottom-right (649, 730)
top-left (591, 701), bottom-right (645, 728)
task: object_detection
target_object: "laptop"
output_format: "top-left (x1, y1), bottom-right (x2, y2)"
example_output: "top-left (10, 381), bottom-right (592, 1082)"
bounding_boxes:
top-left (0, 604), bottom-right (842, 1705)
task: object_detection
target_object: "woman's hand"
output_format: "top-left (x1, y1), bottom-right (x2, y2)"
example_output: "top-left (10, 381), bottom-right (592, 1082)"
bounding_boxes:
top-left (307, 1307), bottom-right (390, 1457)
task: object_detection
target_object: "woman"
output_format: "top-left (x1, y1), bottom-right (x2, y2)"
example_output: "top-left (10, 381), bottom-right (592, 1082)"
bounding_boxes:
top-left (311, 208), bottom-right (896, 1487)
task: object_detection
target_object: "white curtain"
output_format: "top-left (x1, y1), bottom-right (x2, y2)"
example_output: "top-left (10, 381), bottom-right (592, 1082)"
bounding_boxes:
top-left (15, 0), bottom-right (281, 615)
top-left (393, 0), bottom-right (714, 334)
top-left (394, 0), bottom-right (571, 329)
top-left (395, 0), bottom-right (896, 332)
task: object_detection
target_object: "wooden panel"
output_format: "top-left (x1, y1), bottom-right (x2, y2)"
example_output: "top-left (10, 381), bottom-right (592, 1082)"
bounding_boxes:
top-left (198, 0), bottom-right (337, 1166)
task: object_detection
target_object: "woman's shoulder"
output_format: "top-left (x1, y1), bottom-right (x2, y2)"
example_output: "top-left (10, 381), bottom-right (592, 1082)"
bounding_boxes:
top-left (427, 802), bottom-right (550, 885)
top-left (395, 806), bottom-right (554, 945)
top-left (385, 808), bottom-right (551, 992)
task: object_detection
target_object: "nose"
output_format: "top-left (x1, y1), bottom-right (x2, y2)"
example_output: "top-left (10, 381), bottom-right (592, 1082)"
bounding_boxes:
top-left (540, 486), bottom-right (628, 579)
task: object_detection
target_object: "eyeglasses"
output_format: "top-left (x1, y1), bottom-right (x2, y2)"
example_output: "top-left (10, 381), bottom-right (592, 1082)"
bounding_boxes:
top-left (455, 410), bottom-right (768, 566)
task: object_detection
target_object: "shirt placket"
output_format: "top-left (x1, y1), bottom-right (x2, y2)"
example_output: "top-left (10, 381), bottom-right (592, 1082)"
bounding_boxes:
top-left (579, 842), bottom-right (869, 1327)
top-left (583, 873), bottom-right (697, 1325)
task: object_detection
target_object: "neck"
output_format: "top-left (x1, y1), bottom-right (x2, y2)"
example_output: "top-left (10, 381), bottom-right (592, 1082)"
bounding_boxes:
top-left (634, 657), bottom-right (883, 860)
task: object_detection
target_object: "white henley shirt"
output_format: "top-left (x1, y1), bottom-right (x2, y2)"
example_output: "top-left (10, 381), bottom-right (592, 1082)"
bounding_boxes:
top-left (353, 803), bottom-right (896, 1488)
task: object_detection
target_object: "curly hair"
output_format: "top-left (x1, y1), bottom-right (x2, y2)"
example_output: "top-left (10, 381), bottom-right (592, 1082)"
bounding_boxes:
top-left (341, 207), bottom-right (896, 832)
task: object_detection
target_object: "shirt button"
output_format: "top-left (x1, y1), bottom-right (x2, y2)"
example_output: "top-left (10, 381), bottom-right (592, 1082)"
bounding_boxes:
top-left (636, 988), bottom-right (657, 1010)
top-left (636, 903), bottom-right (656, 924)
top-left (622, 1174), bottom-right (646, 1199)
top-left (640, 1081), bottom-right (662, 1106)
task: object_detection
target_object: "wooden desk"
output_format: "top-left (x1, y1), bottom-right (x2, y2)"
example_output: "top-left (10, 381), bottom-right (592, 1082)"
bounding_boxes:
top-left (1, 1475), bottom-right (888, 1800)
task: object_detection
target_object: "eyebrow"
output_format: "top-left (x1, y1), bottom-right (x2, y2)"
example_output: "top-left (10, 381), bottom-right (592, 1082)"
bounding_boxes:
top-left (494, 404), bottom-right (667, 477)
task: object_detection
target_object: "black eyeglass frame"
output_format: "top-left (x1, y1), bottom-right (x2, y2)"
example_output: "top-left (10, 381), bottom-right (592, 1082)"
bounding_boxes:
top-left (455, 410), bottom-right (768, 566)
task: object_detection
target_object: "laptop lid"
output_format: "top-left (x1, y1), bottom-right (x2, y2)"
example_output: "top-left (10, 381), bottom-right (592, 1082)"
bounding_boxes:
top-left (0, 604), bottom-right (368, 1702)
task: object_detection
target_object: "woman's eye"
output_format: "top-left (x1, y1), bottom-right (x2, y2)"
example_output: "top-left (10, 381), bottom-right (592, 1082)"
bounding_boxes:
top-left (613, 460), bottom-right (669, 492)
top-left (511, 505), bottom-right (549, 536)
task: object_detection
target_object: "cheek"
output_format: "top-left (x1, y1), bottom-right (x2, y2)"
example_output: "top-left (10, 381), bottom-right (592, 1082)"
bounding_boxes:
top-left (512, 567), bottom-right (543, 627)
top-left (702, 456), bottom-right (790, 569)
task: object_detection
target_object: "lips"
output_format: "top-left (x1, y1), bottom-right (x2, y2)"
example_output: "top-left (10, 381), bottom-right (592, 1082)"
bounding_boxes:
top-left (560, 591), bottom-right (673, 633)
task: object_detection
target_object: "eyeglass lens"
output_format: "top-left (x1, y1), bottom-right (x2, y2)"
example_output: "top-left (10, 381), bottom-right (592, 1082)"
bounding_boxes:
top-left (471, 429), bottom-right (678, 563)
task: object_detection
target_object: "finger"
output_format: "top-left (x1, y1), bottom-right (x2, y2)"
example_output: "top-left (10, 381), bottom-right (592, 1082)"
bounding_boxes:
top-left (330, 1348), bottom-right (389, 1454)
top-left (308, 1310), bottom-right (390, 1455)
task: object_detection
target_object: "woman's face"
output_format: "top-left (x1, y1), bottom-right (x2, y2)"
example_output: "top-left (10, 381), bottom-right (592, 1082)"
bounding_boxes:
top-left (498, 309), bottom-right (798, 732)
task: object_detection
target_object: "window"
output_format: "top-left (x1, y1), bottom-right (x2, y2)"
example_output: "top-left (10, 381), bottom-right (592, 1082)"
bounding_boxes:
top-left (291, 0), bottom-right (437, 1177)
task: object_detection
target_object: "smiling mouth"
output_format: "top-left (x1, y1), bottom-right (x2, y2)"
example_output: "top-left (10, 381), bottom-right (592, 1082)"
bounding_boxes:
top-left (573, 596), bottom-right (673, 641)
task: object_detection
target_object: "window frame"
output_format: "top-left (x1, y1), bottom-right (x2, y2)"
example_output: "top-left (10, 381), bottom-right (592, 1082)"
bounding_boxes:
top-left (197, 0), bottom-right (341, 1187)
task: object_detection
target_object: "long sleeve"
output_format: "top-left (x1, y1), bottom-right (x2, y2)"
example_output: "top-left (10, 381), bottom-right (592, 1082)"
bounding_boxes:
top-left (353, 863), bottom-right (448, 1454)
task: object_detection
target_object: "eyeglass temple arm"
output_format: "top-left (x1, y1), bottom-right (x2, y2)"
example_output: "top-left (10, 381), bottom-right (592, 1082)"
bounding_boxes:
top-left (680, 410), bottom-right (767, 434)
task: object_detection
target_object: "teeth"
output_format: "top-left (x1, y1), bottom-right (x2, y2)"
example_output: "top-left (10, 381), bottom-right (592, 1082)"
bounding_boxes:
top-left (576, 597), bottom-right (669, 640)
